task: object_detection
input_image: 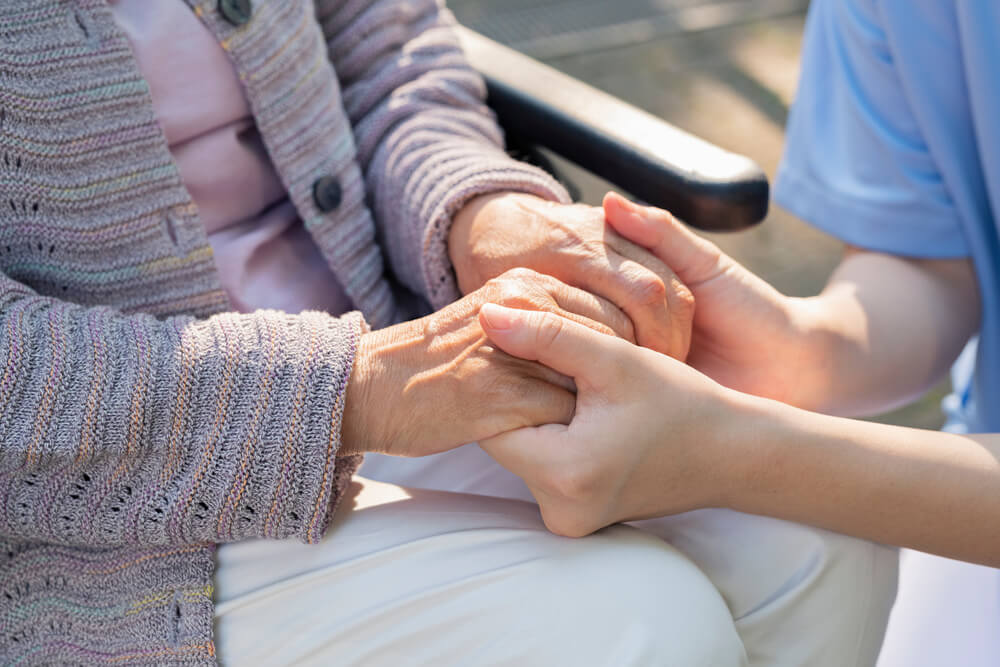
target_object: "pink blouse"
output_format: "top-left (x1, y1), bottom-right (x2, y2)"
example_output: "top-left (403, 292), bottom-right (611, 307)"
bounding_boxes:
top-left (110, 0), bottom-right (353, 315)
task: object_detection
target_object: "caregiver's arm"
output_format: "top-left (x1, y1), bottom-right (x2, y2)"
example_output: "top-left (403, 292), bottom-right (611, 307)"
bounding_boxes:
top-left (799, 248), bottom-right (979, 415)
top-left (737, 394), bottom-right (1000, 566)
top-left (603, 193), bottom-right (980, 416)
top-left (478, 304), bottom-right (1000, 567)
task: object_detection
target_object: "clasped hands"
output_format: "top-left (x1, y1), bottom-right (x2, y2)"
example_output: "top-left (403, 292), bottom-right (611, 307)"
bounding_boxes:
top-left (344, 190), bottom-right (806, 536)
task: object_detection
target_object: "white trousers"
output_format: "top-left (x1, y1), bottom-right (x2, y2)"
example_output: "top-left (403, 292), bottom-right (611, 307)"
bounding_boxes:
top-left (214, 479), bottom-right (745, 666)
top-left (215, 444), bottom-right (898, 665)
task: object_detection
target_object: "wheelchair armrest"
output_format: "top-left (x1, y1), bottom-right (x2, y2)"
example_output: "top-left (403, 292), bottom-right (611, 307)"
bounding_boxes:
top-left (456, 27), bottom-right (769, 231)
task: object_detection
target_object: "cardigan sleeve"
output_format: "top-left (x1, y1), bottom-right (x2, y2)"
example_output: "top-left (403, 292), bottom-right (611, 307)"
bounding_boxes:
top-left (317, 0), bottom-right (571, 309)
top-left (0, 271), bottom-right (364, 548)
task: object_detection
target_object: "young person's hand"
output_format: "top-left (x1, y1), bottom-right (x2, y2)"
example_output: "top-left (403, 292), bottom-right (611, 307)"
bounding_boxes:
top-left (450, 193), bottom-right (695, 360)
top-left (475, 303), bottom-right (1000, 567)
top-left (341, 268), bottom-right (633, 458)
top-left (477, 303), bottom-right (741, 538)
top-left (602, 191), bottom-right (817, 407)
top-left (603, 192), bottom-right (979, 415)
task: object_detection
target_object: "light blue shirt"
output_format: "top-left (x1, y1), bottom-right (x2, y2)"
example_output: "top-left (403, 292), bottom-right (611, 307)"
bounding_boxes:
top-left (775, 0), bottom-right (1000, 431)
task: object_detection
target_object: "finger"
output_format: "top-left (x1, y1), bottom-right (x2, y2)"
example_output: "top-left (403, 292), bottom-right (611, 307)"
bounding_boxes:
top-left (543, 276), bottom-right (636, 343)
top-left (500, 349), bottom-right (576, 393)
top-left (604, 226), bottom-right (693, 324)
top-left (608, 243), bottom-right (694, 360)
top-left (603, 191), bottom-right (725, 286)
top-left (498, 380), bottom-right (576, 428)
top-left (491, 268), bottom-right (634, 341)
top-left (568, 243), bottom-right (690, 359)
top-left (479, 303), bottom-right (627, 387)
top-left (475, 364), bottom-right (576, 436)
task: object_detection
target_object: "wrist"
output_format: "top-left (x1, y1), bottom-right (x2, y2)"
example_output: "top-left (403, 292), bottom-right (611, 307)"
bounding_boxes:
top-left (341, 331), bottom-right (378, 456)
top-left (711, 388), bottom-right (799, 513)
top-left (449, 192), bottom-right (505, 294)
top-left (448, 191), bottom-right (548, 294)
top-left (342, 324), bottom-right (417, 456)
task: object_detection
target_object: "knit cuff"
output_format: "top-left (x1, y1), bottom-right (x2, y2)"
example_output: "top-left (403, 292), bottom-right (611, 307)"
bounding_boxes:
top-left (166, 308), bottom-right (368, 547)
top-left (290, 310), bottom-right (367, 545)
top-left (421, 158), bottom-right (570, 310)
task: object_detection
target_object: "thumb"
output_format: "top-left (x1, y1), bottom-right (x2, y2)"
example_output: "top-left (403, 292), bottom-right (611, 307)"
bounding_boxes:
top-left (479, 303), bottom-right (623, 387)
top-left (603, 191), bottom-right (725, 286)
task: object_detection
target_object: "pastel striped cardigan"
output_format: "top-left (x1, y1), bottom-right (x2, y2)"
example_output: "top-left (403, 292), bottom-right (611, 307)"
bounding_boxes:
top-left (0, 0), bottom-right (567, 663)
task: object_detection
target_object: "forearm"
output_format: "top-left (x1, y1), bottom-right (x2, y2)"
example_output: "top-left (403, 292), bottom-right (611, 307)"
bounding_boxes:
top-left (726, 392), bottom-right (1000, 565)
top-left (0, 273), bottom-right (363, 547)
top-left (791, 250), bottom-right (979, 416)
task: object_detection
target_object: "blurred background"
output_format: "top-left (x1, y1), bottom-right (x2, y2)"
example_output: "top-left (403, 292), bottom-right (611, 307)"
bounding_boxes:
top-left (449, 0), bottom-right (949, 430)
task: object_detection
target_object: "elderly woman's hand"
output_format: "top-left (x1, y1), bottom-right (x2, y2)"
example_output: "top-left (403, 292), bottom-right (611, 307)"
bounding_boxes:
top-left (340, 268), bottom-right (634, 458)
top-left (449, 192), bottom-right (695, 360)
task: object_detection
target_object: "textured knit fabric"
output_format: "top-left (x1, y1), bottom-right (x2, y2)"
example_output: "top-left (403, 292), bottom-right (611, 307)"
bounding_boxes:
top-left (0, 0), bottom-right (568, 663)
top-left (110, 0), bottom-right (354, 316)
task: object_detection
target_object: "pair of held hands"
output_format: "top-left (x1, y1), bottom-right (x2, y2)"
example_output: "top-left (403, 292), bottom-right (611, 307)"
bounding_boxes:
top-left (344, 190), bottom-right (803, 536)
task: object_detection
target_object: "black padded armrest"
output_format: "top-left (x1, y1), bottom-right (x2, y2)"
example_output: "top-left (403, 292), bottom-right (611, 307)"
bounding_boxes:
top-left (457, 27), bottom-right (769, 231)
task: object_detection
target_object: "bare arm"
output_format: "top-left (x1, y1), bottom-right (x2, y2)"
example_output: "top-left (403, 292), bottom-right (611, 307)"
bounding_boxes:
top-left (799, 249), bottom-right (980, 416)
top-left (732, 393), bottom-right (1000, 565)
top-left (477, 303), bottom-right (1000, 566)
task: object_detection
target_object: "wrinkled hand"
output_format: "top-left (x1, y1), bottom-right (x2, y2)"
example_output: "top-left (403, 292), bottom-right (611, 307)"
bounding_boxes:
top-left (341, 268), bottom-right (633, 458)
top-left (603, 192), bottom-right (811, 405)
top-left (477, 304), bottom-right (738, 538)
top-left (450, 192), bottom-right (694, 360)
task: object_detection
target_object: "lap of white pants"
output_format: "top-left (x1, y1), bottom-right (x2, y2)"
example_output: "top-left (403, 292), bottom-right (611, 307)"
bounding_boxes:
top-left (359, 445), bottom-right (899, 667)
top-left (214, 478), bottom-right (746, 666)
top-left (876, 549), bottom-right (1000, 667)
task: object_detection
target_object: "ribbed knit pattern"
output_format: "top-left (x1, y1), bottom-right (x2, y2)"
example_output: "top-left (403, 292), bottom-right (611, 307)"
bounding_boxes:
top-left (0, 0), bottom-right (567, 662)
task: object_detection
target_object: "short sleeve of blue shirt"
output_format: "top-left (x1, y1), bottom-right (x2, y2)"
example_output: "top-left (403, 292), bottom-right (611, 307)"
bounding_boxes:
top-left (775, 1), bottom-right (1000, 431)
top-left (775, 0), bottom-right (982, 258)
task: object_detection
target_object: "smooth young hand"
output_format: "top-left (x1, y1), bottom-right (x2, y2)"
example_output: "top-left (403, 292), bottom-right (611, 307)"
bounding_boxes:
top-left (602, 191), bottom-right (821, 406)
top-left (603, 191), bottom-right (979, 415)
top-left (450, 192), bottom-right (695, 360)
top-left (477, 303), bottom-right (740, 538)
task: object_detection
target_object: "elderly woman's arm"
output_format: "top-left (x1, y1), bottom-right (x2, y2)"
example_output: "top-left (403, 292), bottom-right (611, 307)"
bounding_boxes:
top-left (0, 271), bottom-right (364, 548)
top-left (318, 0), bottom-right (696, 359)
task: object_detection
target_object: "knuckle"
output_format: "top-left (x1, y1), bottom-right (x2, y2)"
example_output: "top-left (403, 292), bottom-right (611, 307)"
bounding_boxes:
top-left (671, 280), bottom-right (696, 317)
top-left (629, 272), bottom-right (668, 307)
top-left (500, 266), bottom-right (539, 282)
top-left (487, 273), bottom-right (545, 309)
top-left (500, 292), bottom-right (541, 310)
top-left (580, 238), bottom-right (608, 259)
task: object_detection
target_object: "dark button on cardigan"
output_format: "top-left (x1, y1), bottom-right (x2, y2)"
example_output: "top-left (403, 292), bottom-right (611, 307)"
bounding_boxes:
top-left (313, 176), bottom-right (343, 213)
top-left (219, 0), bottom-right (252, 26)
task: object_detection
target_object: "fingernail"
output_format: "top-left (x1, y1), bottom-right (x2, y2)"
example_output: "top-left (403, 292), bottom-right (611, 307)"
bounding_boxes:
top-left (480, 303), bottom-right (515, 331)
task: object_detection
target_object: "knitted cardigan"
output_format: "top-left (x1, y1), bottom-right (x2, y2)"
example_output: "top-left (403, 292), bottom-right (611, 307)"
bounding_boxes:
top-left (0, 0), bottom-right (568, 663)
